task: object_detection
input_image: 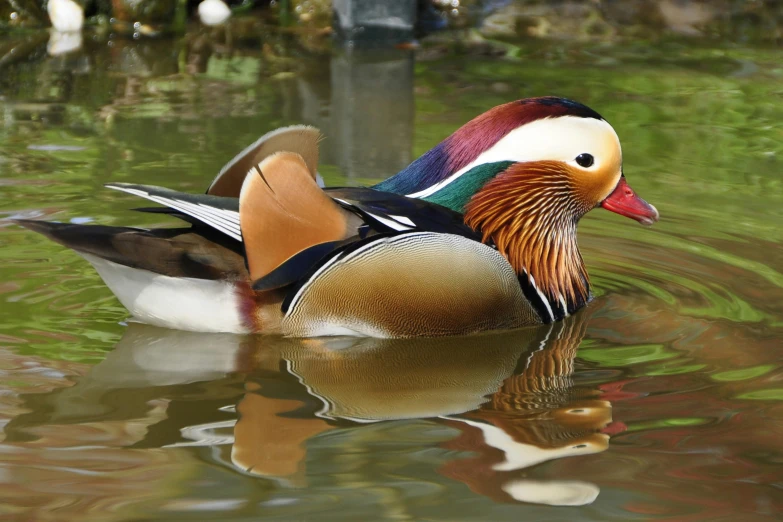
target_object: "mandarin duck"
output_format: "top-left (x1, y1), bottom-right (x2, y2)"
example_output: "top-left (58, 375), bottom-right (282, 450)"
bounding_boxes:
top-left (16, 97), bottom-right (659, 337)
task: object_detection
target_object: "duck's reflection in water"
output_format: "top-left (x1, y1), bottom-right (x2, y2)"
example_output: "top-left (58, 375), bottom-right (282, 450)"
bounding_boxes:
top-left (436, 317), bottom-right (609, 506)
top-left (6, 311), bottom-right (610, 507)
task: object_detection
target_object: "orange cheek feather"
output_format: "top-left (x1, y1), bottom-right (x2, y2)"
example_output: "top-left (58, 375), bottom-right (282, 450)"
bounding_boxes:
top-left (569, 164), bottom-right (622, 210)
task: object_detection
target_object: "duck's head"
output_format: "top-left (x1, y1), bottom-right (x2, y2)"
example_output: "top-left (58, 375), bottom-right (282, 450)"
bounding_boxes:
top-left (376, 97), bottom-right (658, 315)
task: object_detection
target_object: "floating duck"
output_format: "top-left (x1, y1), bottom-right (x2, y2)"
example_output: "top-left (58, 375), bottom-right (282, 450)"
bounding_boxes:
top-left (16, 97), bottom-right (659, 337)
top-left (197, 0), bottom-right (231, 26)
top-left (46, 0), bottom-right (84, 32)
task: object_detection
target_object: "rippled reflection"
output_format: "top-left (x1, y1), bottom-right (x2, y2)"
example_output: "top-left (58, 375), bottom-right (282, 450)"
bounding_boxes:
top-left (3, 296), bottom-right (782, 518)
top-left (5, 310), bottom-right (612, 508)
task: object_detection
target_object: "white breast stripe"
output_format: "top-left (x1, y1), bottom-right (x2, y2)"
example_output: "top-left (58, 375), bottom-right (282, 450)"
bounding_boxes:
top-left (559, 294), bottom-right (569, 318)
top-left (528, 273), bottom-right (554, 323)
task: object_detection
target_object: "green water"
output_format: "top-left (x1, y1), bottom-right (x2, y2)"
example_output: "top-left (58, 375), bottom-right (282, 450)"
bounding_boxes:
top-left (1, 30), bottom-right (782, 521)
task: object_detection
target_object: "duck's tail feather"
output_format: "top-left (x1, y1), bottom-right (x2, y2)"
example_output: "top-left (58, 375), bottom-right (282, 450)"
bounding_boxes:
top-left (13, 219), bottom-right (248, 280)
top-left (15, 219), bottom-right (257, 333)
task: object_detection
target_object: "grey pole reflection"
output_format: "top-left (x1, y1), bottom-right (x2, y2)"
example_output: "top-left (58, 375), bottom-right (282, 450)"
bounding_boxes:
top-left (295, 0), bottom-right (418, 182)
top-left (297, 47), bottom-right (415, 182)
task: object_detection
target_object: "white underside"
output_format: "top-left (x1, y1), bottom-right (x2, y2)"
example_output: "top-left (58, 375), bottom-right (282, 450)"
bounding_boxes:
top-left (80, 253), bottom-right (249, 334)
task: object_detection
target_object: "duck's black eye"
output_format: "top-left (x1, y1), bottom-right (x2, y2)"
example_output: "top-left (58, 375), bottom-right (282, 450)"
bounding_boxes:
top-left (576, 153), bottom-right (594, 168)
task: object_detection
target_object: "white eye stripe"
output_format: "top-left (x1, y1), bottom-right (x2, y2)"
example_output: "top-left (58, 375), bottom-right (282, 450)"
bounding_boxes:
top-left (407, 116), bottom-right (622, 198)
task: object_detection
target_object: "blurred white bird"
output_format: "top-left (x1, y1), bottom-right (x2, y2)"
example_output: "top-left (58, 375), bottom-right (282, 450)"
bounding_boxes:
top-left (47, 30), bottom-right (83, 55)
top-left (47, 0), bottom-right (84, 32)
top-left (198, 0), bottom-right (231, 26)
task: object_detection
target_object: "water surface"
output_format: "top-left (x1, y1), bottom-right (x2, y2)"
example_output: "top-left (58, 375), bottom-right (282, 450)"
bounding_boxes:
top-left (1, 29), bottom-right (782, 521)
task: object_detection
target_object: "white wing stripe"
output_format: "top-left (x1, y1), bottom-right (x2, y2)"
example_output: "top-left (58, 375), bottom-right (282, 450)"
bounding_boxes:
top-left (106, 184), bottom-right (243, 241)
top-left (331, 199), bottom-right (417, 231)
top-left (390, 215), bottom-right (416, 227)
top-left (176, 202), bottom-right (241, 236)
top-left (168, 199), bottom-right (240, 232)
top-left (365, 211), bottom-right (413, 232)
top-left (147, 198), bottom-right (234, 237)
top-left (108, 185), bottom-right (148, 198)
top-left (197, 203), bottom-right (241, 231)
top-left (146, 196), bottom-right (242, 241)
